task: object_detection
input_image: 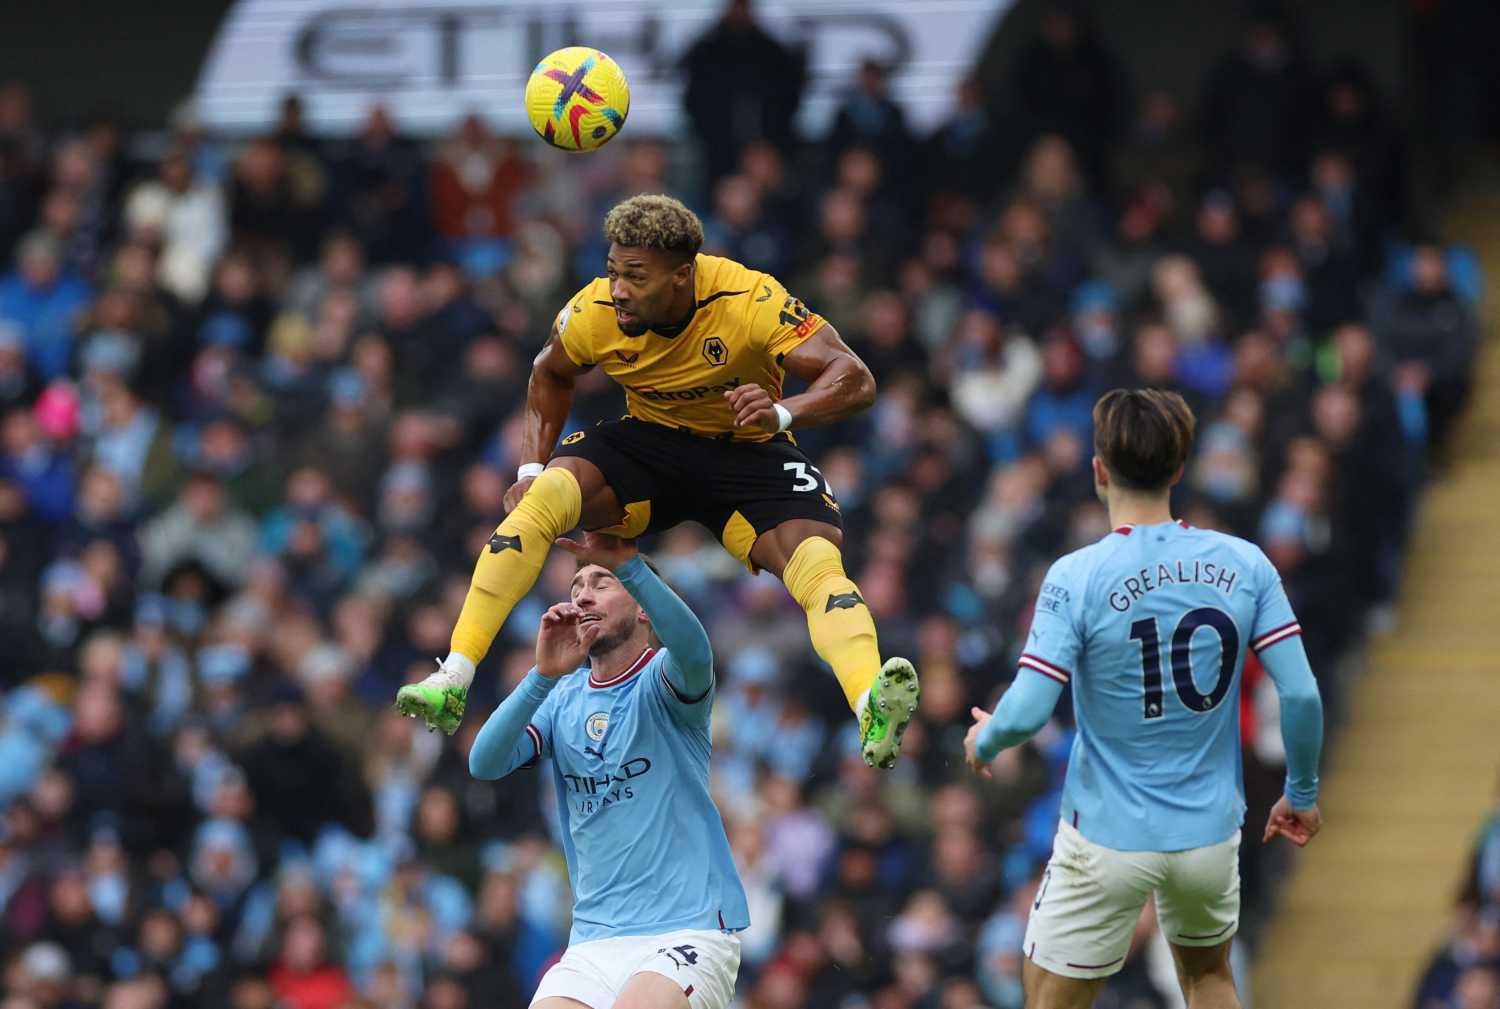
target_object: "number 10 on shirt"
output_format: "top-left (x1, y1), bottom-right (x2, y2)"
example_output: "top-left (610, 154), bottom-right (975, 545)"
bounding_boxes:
top-left (1129, 606), bottom-right (1240, 719)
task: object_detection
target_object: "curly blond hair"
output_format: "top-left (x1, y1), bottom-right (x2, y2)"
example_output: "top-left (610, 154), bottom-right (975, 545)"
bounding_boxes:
top-left (603, 194), bottom-right (703, 261)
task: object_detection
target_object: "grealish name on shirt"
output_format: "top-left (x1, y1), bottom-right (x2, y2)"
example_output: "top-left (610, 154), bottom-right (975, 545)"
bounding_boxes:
top-left (1108, 560), bottom-right (1239, 612)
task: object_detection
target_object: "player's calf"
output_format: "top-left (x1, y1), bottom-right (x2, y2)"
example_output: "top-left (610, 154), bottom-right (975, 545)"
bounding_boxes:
top-left (774, 533), bottom-right (921, 766)
top-left (1169, 939), bottom-right (1240, 1009)
top-left (1022, 959), bottom-right (1105, 1009)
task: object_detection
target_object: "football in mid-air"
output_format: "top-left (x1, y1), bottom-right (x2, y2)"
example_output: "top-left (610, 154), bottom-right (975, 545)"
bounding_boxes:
top-left (524, 46), bottom-right (630, 152)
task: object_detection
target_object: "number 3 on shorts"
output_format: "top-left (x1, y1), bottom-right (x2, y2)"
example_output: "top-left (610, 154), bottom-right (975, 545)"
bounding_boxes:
top-left (783, 461), bottom-right (828, 494)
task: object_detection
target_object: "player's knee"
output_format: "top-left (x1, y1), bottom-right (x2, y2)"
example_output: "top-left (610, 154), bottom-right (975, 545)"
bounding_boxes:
top-left (779, 533), bottom-right (848, 605)
top-left (547, 456), bottom-right (603, 496)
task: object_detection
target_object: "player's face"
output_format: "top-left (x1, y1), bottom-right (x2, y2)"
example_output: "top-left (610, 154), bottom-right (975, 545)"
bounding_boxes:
top-left (606, 244), bottom-right (692, 336)
top-left (570, 564), bottom-right (647, 655)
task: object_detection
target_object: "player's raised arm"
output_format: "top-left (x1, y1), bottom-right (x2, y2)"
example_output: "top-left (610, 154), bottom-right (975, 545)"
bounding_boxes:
top-left (555, 532), bottom-right (713, 704)
top-left (469, 601), bottom-right (599, 779)
top-left (726, 323), bottom-right (876, 432)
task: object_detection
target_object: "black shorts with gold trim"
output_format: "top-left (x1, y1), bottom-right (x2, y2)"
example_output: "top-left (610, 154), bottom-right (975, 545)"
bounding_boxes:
top-left (551, 417), bottom-right (843, 570)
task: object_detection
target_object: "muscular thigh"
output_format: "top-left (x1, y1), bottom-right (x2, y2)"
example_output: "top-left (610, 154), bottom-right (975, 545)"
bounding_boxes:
top-left (695, 435), bottom-right (844, 573)
top-left (1023, 822), bottom-right (1161, 982)
top-left (610, 972), bottom-right (689, 1009)
top-left (550, 420), bottom-right (688, 536)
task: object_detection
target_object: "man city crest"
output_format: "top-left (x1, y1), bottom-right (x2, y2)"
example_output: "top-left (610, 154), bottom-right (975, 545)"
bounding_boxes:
top-left (585, 711), bottom-right (609, 742)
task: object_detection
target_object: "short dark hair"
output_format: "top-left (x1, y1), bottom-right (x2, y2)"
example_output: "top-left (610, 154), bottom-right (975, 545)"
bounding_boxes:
top-left (572, 553), bottom-right (662, 578)
top-left (1092, 388), bottom-right (1196, 491)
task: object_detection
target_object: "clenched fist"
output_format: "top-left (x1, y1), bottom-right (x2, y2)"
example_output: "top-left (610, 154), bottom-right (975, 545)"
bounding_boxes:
top-left (724, 383), bottom-right (784, 432)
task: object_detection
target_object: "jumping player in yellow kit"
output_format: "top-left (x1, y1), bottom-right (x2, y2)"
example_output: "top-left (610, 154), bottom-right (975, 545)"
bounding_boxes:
top-left (397, 194), bottom-right (919, 768)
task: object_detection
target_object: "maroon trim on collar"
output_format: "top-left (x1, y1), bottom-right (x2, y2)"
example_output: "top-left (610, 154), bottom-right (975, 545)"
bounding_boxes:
top-left (1113, 524), bottom-right (1135, 536)
top-left (588, 647), bottom-right (655, 688)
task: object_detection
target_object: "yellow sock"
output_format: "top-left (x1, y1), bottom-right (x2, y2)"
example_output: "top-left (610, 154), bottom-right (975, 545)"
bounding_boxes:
top-left (450, 467), bottom-right (582, 663)
top-left (781, 536), bottom-right (881, 712)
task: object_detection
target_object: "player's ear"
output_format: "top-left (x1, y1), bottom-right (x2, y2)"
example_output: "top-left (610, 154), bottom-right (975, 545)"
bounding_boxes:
top-left (1092, 456), bottom-right (1109, 487)
top-left (1169, 463), bottom-right (1186, 488)
top-left (638, 608), bottom-right (662, 647)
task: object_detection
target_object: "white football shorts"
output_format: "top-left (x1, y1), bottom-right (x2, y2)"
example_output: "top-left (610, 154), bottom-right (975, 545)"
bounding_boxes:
top-left (530, 928), bottom-right (741, 1009)
top-left (1023, 819), bottom-right (1241, 979)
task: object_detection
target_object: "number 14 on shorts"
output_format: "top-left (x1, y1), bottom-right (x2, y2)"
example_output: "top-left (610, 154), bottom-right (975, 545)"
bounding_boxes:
top-left (657, 943), bottom-right (698, 969)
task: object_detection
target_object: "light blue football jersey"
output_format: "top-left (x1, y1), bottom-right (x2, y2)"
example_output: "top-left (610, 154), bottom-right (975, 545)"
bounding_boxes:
top-left (1022, 520), bottom-right (1302, 852)
top-left (522, 645), bottom-right (750, 943)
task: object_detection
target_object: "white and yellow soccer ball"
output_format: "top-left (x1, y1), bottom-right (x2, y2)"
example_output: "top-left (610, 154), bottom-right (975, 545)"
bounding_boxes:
top-left (524, 46), bottom-right (630, 152)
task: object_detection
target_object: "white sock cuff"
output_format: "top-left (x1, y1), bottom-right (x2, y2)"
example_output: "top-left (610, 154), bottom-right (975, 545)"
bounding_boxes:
top-left (442, 651), bottom-right (477, 688)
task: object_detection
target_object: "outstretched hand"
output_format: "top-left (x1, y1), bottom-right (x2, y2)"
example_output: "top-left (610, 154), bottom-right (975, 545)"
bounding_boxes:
top-left (1262, 795), bottom-right (1322, 847)
top-left (554, 530), bottom-right (638, 570)
top-left (964, 706), bottom-right (994, 779)
top-left (535, 603), bottom-right (600, 678)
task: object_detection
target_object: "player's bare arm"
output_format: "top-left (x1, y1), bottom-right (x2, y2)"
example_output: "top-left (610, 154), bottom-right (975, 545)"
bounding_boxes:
top-left (725, 324), bottom-right (876, 432)
top-left (504, 327), bottom-right (591, 512)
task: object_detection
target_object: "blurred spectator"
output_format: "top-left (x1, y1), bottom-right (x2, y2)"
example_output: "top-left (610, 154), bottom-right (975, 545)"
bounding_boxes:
top-left (925, 75), bottom-right (1005, 203)
top-left (2, 405), bottom-right (74, 524)
top-left (328, 108), bottom-right (428, 267)
top-left (267, 916), bottom-right (352, 1009)
top-left (702, 174), bottom-right (790, 279)
top-left (0, 230), bottom-right (92, 381)
top-left (1113, 89), bottom-right (1201, 207)
top-left (1201, 12), bottom-right (1313, 177)
top-left (0, 321), bottom-right (40, 408)
top-left (238, 683), bottom-right (373, 845)
top-left (828, 61), bottom-right (913, 188)
top-left (1010, 2), bottom-right (1124, 187)
top-left (680, 0), bottom-right (806, 185)
top-left (123, 147), bottom-right (226, 304)
top-left (140, 469), bottom-right (256, 589)
top-left (430, 115), bottom-right (530, 267)
top-left (229, 138), bottom-right (320, 268)
top-left (1379, 243), bottom-right (1479, 448)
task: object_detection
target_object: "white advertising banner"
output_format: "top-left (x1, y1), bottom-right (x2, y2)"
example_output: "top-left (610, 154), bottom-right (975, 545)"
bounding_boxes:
top-left (193, 0), bottom-right (1013, 136)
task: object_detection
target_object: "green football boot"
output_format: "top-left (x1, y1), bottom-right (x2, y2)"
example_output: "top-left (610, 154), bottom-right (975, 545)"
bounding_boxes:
top-left (395, 661), bottom-right (469, 735)
top-left (860, 657), bottom-right (920, 769)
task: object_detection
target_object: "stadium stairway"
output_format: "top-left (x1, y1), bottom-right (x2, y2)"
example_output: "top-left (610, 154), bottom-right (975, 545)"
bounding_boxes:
top-left (1250, 193), bottom-right (1500, 1008)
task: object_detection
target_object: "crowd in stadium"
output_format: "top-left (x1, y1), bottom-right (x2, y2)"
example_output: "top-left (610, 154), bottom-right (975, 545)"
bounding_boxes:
top-left (0, 5), bottom-right (1480, 1009)
top-left (1418, 793), bottom-right (1500, 1009)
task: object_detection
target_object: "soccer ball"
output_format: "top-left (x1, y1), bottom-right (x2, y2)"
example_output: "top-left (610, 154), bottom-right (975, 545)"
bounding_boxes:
top-left (524, 46), bottom-right (630, 153)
